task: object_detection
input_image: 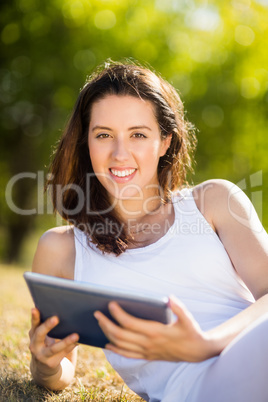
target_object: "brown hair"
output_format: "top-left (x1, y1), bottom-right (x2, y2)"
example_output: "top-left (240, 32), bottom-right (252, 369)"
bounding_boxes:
top-left (48, 60), bottom-right (196, 255)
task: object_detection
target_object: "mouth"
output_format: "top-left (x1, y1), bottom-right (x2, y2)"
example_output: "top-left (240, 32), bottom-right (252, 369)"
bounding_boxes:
top-left (109, 168), bottom-right (136, 178)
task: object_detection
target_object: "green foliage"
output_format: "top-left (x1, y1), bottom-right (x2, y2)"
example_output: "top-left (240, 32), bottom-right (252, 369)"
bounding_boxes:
top-left (1, 0), bottom-right (268, 261)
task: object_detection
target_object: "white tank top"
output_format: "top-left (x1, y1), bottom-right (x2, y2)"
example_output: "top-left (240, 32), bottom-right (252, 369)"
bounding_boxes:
top-left (74, 188), bottom-right (254, 402)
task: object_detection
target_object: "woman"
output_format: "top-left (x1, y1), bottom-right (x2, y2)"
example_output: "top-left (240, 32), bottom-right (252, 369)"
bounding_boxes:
top-left (29, 61), bottom-right (268, 401)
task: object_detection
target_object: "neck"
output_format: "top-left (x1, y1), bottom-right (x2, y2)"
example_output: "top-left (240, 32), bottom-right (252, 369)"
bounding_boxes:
top-left (113, 194), bottom-right (164, 224)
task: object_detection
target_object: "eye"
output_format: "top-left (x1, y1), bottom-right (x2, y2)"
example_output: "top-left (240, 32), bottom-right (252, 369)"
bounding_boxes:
top-left (96, 133), bottom-right (111, 139)
top-left (132, 132), bottom-right (147, 139)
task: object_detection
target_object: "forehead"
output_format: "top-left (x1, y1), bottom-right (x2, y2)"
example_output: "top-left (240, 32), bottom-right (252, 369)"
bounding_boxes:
top-left (89, 95), bottom-right (158, 126)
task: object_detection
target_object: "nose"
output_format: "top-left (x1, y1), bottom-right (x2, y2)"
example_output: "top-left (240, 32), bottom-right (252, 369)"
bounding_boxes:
top-left (112, 138), bottom-right (130, 162)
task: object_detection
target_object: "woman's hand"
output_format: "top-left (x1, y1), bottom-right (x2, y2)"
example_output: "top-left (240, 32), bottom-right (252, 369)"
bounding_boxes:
top-left (94, 296), bottom-right (216, 362)
top-left (29, 308), bottom-right (79, 389)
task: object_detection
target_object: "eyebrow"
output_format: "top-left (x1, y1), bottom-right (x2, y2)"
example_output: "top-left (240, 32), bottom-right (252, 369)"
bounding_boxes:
top-left (91, 125), bottom-right (152, 132)
top-left (92, 125), bottom-right (112, 131)
top-left (129, 125), bottom-right (152, 131)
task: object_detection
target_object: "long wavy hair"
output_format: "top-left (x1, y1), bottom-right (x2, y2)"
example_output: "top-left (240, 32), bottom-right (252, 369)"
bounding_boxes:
top-left (47, 60), bottom-right (196, 255)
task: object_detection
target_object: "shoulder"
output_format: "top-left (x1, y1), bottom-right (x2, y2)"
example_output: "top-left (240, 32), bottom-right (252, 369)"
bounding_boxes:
top-left (191, 181), bottom-right (268, 300)
top-left (32, 226), bottom-right (75, 279)
top-left (192, 179), bottom-right (261, 233)
top-left (193, 178), bottom-right (237, 202)
top-left (39, 225), bottom-right (75, 247)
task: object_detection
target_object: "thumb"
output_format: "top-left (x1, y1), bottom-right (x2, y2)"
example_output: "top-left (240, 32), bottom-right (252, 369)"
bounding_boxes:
top-left (169, 295), bottom-right (193, 324)
top-left (31, 308), bottom-right (40, 329)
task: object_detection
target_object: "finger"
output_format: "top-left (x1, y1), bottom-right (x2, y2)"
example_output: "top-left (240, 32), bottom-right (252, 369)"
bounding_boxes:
top-left (33, 316), bottom-right (60, 345)
top-left (95, 311), bottom-right (147, 352)
top-left (169, 295), bottom-right (194, 324)
top-left (50, 343), bottom-right (78, 363)
top-left (105, 343), bottom-right (146, 359)
top-left (29, 308), bottom-right (42, 339)
top-left (31, 308), bottom-right (41, 330)
top-left (47, 333), bottom-right (79, 357)
top-left (95, 310), bottom-right (133, 344)
top-left (45, 336), bottom-right (56, 347)
top-left (108, 302), bottom-right (154, 334)
top-left (36, 341), bottom-right (79, 369)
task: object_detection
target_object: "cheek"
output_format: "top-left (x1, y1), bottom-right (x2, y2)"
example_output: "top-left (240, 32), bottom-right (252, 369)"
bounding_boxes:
top-left (140, 140), bottom-right (161, 156)
top-left (88, 143), bottom-right (105, 169)
top-left (151, 140), bottom-right (166, 159)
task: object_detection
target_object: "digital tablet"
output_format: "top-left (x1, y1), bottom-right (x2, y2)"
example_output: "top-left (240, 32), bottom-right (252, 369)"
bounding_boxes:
top-left (23, 272), bottom-right (173, 348)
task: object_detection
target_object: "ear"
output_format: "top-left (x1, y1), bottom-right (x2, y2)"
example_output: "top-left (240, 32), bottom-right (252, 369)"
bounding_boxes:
top-left (160, 134), bottom-right (172, 157)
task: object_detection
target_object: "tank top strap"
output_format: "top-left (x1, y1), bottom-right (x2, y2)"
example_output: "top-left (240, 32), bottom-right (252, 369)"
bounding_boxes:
top-left (172, 187), bottom-right (197, 215)
top-left (171, 187), bottom-right (217, 237)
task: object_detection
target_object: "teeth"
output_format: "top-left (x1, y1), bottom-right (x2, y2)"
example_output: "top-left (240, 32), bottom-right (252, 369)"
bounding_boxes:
top-left (111, 169), bottom-right (135, 177)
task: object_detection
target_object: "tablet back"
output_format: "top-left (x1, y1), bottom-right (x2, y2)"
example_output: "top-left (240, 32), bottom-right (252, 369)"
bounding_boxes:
top-left (24, 272), bottom-right (173, 348)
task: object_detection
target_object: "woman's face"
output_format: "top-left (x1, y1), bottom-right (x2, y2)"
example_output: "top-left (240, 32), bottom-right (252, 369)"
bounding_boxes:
top-left (88, 95), bottom-right (171, 206)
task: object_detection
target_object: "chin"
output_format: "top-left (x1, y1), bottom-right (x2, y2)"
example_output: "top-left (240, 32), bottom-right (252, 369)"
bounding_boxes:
top-left (108, 190), bottom-right (143, 202)
top-left (112, 194), bottom-right (141, 201)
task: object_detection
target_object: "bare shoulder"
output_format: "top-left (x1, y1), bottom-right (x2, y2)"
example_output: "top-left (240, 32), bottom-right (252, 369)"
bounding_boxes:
top-left (32, 226), bottom-right (75, 280)
top-left (193, 178), bottom-right (236, 204)
top-left (191, 179), bottom-right (231, 229)
top-left (192, 181), bottom-right (268, 299)
top-left (192, 178), bottom-right (261, 233)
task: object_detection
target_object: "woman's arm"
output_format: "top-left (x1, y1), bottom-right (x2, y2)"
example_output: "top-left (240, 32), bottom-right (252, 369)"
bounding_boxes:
top-left (94, 180), bottom-right (268, 361)
top-left (194, 179), bottom-right (268, 301)
top-left (29, 227), bottom-right (79, 390)
top-left (193, 179), bottom-right (268, 353)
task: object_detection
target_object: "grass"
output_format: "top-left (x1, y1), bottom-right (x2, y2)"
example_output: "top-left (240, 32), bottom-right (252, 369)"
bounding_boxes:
top-left (0, 264), bottom-right (144, 401)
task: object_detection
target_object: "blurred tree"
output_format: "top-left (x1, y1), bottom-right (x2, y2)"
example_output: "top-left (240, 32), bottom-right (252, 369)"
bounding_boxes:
top-left (1, 0), bottom-right (268, 262)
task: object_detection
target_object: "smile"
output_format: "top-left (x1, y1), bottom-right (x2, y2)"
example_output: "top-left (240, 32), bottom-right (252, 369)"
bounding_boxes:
top-left (110, 168), bottom-right (136, 178)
